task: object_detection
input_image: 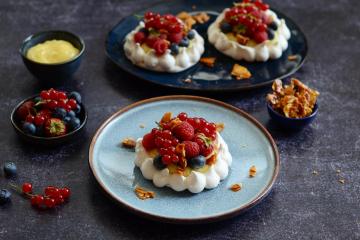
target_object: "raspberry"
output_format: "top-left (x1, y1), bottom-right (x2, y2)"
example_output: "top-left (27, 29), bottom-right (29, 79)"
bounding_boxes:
top-left (172, 121), bottom-right (194, 141)
top-left (168, 32), bottom-right (183, 44)
top-left (142, 133), bottom-right (156, 151)
top-left (201, 144), bottom-right (214, 157)
top-left (153, 39), bottom-right (169, 56)
top-left (183, 141), bottom-right (200, 159)
top-left (134, 31), bottom-right (146, 44)
top-left (253, 31), bottom-right (268, 43)
top-left (145, 37), bottom-right (158, 48)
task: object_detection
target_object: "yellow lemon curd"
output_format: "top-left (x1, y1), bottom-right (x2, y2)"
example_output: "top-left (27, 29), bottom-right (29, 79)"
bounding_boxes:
top-left (26, 40), bottom-right (79, 64)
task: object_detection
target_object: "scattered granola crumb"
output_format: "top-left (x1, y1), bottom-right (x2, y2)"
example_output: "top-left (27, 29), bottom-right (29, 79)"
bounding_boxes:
top-left (177, 11), bottom-right (209, 30)
top-left (336, 169), bottom-right (341, 174)
top-left (121, 137), bottom-right (136, 149)
top-left (184, 78), bottom-right (192, 83)
top-left (135, 186), bottom-right (155, 200)
top-left (215, 123), bottom-right (225, 132)
top-left (231, 64), bottom-right (252, 80)
top-left (338, 179), bottom-right (345, 184)
top-left (192, 5), bottom-right (196, 10)
top-left (200, 57), bottom-right (216, 67)
top-left (230, 183), bottom-right (242, 192)
top-left (249, 165), bottom-right (257, 177)
top-left (139, 124), bottom-right (145, 128)
top-left (312, 170), bottom-right (319, 175)
top-left (288, 55), bottom-right (298, 61)
top-left (192, 12), bottom-right (210, 24)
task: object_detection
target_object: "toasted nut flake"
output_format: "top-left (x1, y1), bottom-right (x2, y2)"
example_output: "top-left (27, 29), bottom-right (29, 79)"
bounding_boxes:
top-left (231, 64), bottom-right (252, 80)
top-left (236, 34), bottom-right (250, 45)
top-left (200, 57), bottom-right (216, 67)
top-left (177, 11), bottom-right (209, 30)
top-left (121, 137), bottom-right (136, 149)
top-left (184, 78), bottom-right (192, 83)
top-left (249, 165), bottom-right (257, 177)
top-left (312, 170), bottom-right (319, 175)
top-left (206, 152), bottom-right (217, 165)
top-left (230, 183), bottom-right (242, 192)
top-left (135, 186), bottom-right (155, 200)
top-left (161, 112), bottom-right (172, 123)
top-left (339, 179), bottom-right (345, 184)
top-left (288, 55), bottom-right (298, 61)
top-left (192, 12), bottom-right (210, 24)
top-left (139, 124), bottom-right (145, 128)
top-left (216, 123), bottom-right (225, 132)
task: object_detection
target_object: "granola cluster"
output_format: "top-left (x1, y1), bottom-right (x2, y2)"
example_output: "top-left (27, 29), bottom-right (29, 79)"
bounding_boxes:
top-left (266, 78), bottom-right (319, 118)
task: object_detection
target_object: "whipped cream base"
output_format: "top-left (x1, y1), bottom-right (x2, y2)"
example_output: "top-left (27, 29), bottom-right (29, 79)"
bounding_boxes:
top-left (134, 133), bottom-right (232, 193)
top-left (124, 21), bottom-right (205, 73)
top-left (208, 9), bottom-right (291, 62)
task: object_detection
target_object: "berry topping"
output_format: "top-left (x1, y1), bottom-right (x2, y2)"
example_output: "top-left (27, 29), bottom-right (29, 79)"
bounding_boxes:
top-left (31, 195), bottom-right (44, 207)
top-left (17, 101), bottom-right (35, 120)
top-left (170, 43), bottom-right (179, 55)
top-left (153, 155), bottom-right (167, 170)
top-left (68, 91), bottom-right (82, 104)
top-left (183, 141), bottom-right (200, 159)
top-left (3, 162), bottom-right (17, 178)
top-left (153, 39), bottom-right (169, 56)
top-left (22, 122), bottom-right (36, 135)
top-left (188, 155), bottom-right (206, 169)
top-left (134, 31), bottom-right (146, 44)
top-left (142, 133), bottom-right (156, 151)
top-left (172, 121), bottom-right (195, 141)
top-left (267, 29), bottom-right (275, 40)
top-left (187, 30), bottom-right (195, 40)
top-left (179, 37), bottom-right (190, 47)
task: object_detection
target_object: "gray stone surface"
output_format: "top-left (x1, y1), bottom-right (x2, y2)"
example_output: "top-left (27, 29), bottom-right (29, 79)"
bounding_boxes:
top-left (0, 0), bottom-right (359, 239)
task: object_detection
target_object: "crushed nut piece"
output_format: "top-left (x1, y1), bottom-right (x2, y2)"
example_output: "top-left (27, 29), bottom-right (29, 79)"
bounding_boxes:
top-left (139, 124), bottom-right (145, 128)
top-left (200, 57), bottom-right (216, 67)
top-left (215, 123), bottom-right (225, 132)
top-left (231, 64), bottom-right (252, 80)
top-left (336, 169), bottom-right (341, 174)
top-left (206, 152), bottom-right (217, 165)
top-left (236, 34), bottom-right (250, 45)
top-left (230, 183), bottom-right (242, 192)
top-left (266, 78), bottom-right (319, 118)
top-left (192, 12), bottom-right (210, 24)
top-left (288, 55), bottom-right (298, 61)
top-left (135, 186), bottom-right (155, 200)
top-left (121, 137), bottom-right (136, 149)
top-left (249, 165), bottom-right (257, 177)
top-left (339, 179), bottom-right (345, 184)
top-left (160, 112), bottom-right (172, 123)
top-left (177, 11), bottom-right (209, 30)
top-left (312, 170), bottom-right (319, 175)
top-left (184, 78), bottom-right (192, 83)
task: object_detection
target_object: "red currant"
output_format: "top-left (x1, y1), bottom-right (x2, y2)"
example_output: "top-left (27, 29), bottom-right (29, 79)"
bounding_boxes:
top-left (22, 183), bottom-right (32, 194)
top-left (134, 31), bottom-right (146, 44)
top-left (163, 139), bottom-right (172, 148)
top-left (161, 130), bottom-right (172, 139)
top-left (45, 186), bottom-right (60, 199)
top-left (54, 194), bottom-right (64, 205)
top-left (171, 155), bottom-right (179, 163)
top-left (40, 91), bottom-right (50, 99)
top-left (49, 89), bottom-right (58, 100)
top-left (60, 187), bottom-right (71, 199)
top-left (47, 100), bottom-right (58, 109)
top-left (151, 128), bottom-right (161, 137)
top-left (44, 198), bottom-right (56, 208)
top-left (57, 92), bottom-right (67, 100)
top-left (177, 112), bottom-right (188, 121)
top-left (67, 99), bottom-right (77, 109)
top-left (34, 115), bottom-right (45, 126)
top-left (31, 195), bottom-right (44, 207)
top-left (171, 138), bottom-right (179, 146)
top-left (159, 148), bottom-right (168, 156)
top-left (25, 114), bottom-right (35, 123)
top-left (154, 137), bottom-right (165, 147)
top-left (162, 155), bottom-right (172, 165)
top-left (207, 123), bottom-right (216, 132)
top-left (58, 99), bottom-right (68, 109)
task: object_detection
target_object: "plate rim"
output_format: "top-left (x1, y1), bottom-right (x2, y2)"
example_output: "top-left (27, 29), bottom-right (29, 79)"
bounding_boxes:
top-left (104, 2), bottom-right (308, 92)
top-left (89, 95), bottom-right (280, 224)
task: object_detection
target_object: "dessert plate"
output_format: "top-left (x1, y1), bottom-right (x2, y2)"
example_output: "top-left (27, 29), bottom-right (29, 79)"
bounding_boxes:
top-left (89, 96), bottom-right (280, 223)
top-left (105, 0), bottom-right (307, 91)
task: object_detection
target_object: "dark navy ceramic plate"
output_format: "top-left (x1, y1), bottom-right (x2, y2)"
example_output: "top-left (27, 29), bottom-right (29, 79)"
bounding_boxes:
top-left (105, 0), bottom-right (307, 91)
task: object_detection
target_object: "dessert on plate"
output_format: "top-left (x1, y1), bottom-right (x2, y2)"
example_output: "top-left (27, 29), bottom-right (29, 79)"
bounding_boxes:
top-left (134, 112), bottom-right (232, 193)
top-left (208, 0), bottom-right (291, 62)
top-left (124, 12), bottom-right (205, 72)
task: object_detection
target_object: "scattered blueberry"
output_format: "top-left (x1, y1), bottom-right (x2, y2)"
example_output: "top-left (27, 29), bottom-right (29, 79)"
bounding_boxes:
top-left (53, 108), bottom-right (67, 119)
top-left (74, 104), bottom-right (81, 114)
top-left (67, 110), bottom-right (76, 119)
top-left (188, 155), bottom-right (206, 169)
top-left (187, 30), bottom-right (195, 40)
top-left (68, 91), bottom-right (82, 104)
top-left (267, 29), bottom-right (275, 40)
top-left (69, 117), bottom-right (81, 130)
top-left (0, 189), bottom-right (11, 205)
top-left (179, 37), bottom-right (190, 47)
top-left (220, 22), bottom-right (233, 33)
top-left (3, 162), bottom-right (17, 178)
top-left (22, 122), bottom-right (36, 135)
top-left (153, 155), bottom-right (166, 170)
top-left (170, 43), bottom-right (179, 55)
top-left (268, 21), bottom-right (278, 31)
top-left (63, 116), bottom-right (72, 124)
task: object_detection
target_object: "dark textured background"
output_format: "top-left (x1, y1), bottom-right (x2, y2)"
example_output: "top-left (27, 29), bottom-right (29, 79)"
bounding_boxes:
top-left (0, 0), bottom-right (359, 239)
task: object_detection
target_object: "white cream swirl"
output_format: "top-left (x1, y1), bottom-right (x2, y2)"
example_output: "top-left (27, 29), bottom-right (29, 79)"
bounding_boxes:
top-left (208, 9), bottom-right (291, 62)
top-left (134, 133), bottom-right (232, 193)
top-left (124, 21), bottom-right (205, 73)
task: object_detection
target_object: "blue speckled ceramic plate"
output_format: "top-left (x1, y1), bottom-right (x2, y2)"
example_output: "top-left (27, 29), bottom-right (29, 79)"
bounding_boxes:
top-left (89, 96), bottom-right (280, 223)
top-left (105, 0), bottom-right (307, 91)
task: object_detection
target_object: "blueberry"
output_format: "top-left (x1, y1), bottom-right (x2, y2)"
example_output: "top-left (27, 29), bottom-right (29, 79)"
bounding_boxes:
top-left (67, 110), bottom-right (76, 118)
top-left (188, 155), bottom-right (206, 169)
top-left (68, 91), bottom-right (82, 104)
top-left (69, 117), bottom-right (81, 130)
top-left (22, 122), bottom-right (36, 135)
top-left (53, 108), bottom-right (67, 119)
top-left (74, 104), bottom-right (81, 114)
top-left (153, 155), bottom-right (166, 170)
top-left (220, 22), bottom-right (233, 33)
top-left (0, 189), bottom-right (11, 205)
top-left (267, 29), bottom-right (275, 40)
top-left (170, 43), bottom-right (179, 55)
top-left (179, 37), bottom-right (190, 47)
top-left (268, 21), bottom-right (278, 30)
top-left (64, 116), bottom-right (72, 124)
top-left (139, 28), bottom-right (149, 35)
top-left (3, 162), bottom-right (17, 178)
top-left (187, 30), bottom-right (195, 40)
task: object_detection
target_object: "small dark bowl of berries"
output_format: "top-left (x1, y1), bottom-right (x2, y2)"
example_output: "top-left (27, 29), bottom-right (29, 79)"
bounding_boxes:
top-left (10, 88), bottom-right (87, 146)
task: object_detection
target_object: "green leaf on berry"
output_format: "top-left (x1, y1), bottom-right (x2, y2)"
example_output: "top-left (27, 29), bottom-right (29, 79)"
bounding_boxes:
top-left (134, 14), bottom-right (143, 20)
top-left (197, 133), bottom-right (212, 147)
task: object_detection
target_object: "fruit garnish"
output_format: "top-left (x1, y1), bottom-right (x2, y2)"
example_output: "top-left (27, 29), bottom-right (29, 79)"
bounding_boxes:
top-left (44, 118), bottom-right (67, 137)
top-left (172, 121), bottom-right (195, 141)
top-left (3, 162), bottom-right (17, 178)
